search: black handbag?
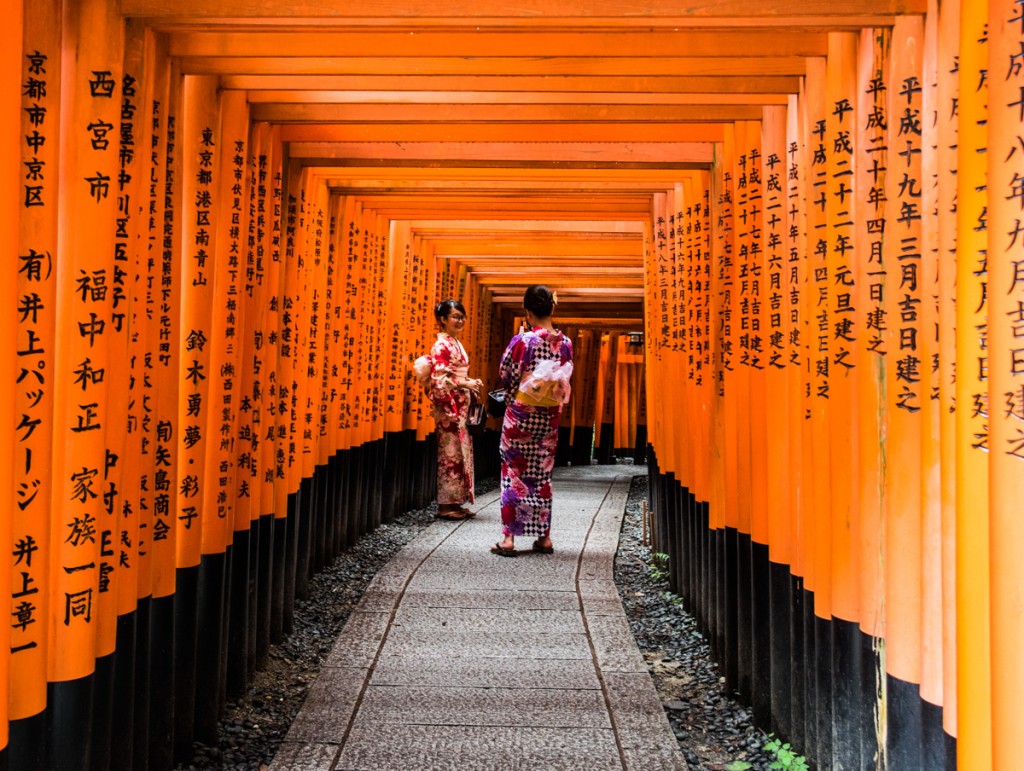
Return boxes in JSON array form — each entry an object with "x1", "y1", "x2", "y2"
[
  {"x1": 486, "y1": 388, "x2": 507, "y2": 419},
  {"x1": 466, "y1": 396, "x2": 487, "y2": 435}
]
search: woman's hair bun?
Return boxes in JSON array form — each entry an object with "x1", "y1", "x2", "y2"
[{"x1": 523, "y1": 285, "x2": 555, "y2": 318}]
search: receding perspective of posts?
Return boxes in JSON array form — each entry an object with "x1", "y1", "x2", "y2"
[{"x1": 1, "y1": 1, "x2": 1022, "y2": 770}]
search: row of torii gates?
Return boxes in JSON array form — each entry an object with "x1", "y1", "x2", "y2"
[{"x1": 0, "y1": 0, "x2": 1021, "y2": 769}]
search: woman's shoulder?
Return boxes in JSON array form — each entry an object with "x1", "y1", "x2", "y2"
[{"x1": 430, "y1": 333, "x2": 455, "y2": 355}]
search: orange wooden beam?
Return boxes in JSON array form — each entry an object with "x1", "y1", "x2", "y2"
[{"x1": 168, "y1": 29, "x2": 829, "y2": 58}]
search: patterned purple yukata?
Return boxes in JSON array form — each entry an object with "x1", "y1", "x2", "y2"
[
  {"x1": 428, "y1": 333, "x2": 475, "y2": 506},
  {"x1": 498, "y1": 327, "x2": 573, "y2": 537}
]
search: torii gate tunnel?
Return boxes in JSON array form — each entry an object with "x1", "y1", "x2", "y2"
[{"x1": 0, "y1": 0, "x2": 1021, "y2": 769}]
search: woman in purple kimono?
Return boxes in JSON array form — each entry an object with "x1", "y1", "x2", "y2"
[
  {"x1": 426, "y1": 299, "x2": 483, "y2": 520},
  {"x1": 491, "y1": 285, "x2": 573, "y2": 557}
]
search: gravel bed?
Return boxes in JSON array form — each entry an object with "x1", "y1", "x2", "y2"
[
  {"x1": 176, "y1": 472, "x2": 779, "y2": 770},
  {"x1": 615, "y1": 474, "x2": 778, "y2": 771}
]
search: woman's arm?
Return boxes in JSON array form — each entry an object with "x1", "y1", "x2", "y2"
[{"x1": 498, "y1": 333, "x2": 526, "y2": 400}]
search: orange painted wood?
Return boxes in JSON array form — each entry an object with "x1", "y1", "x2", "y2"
[
  {"x1": 825, "y1": 31, "x2": 859, "y2": 626},
  {"x1": 151, "y1": 49, "x2": 182, "y2": 598},
  {"x1": 182, "y1": 56, "x2": 811, "y2": 78},
  {"x1": 785, "y1": 92, "x2": 808, "y2": 580},
  {"x1": 168, "y1": 29, "x2": 830, "y2": 59},
  {"x1": 121, "y1": 0, "x2": 928, "y2": 20},
  {"x1": 853, "y1": 26, "x2": 886, "y2": 641},
  {"x1": 918, "y1": 0, "x2": 943, "y2": 711},
  {"x1": 0, "y1": 0, "x2": 22, "y2": 743},
  {"x1": 48, "y1": 0, "x2": 123, "y2": 682},
  {"x1": 176, "y1": 74, "x2": 221, "y2": 567},
  {"x1": 232, "y1": 120, "x2": 269, "y2": 527},
  {"x1": 802, "y1": 54, "x2": 829, "y2": 613},
  {"x1": 282, "y1": 124, "x2": 724, "y2": 143},
  {"x1": 883, "y1": 13, "x2": 926, "y2": 688},
  {"x1": 253, "y1": 104, "x2": 768, "y2": 124},
  {"x1": 223, "y1": 74, "x2": 804, "y2": 95},
  {"x1": 955, "y1": 2, "x2": 992, "y2": 766},
  {"x1": 114, "y1": 17, "x2": 149, "y2": 620},
  {"x1": 986, "y1": 2, "x2": 1024, "y2": 764},
  {"x1": 201, "y1": 89, "x2": 250, "y2": 553},
  {"x1": 246, "y1": 90, "x2": 791, "y2": 106},
  {"x1": 730, "y1": 120, "x2": 754, "y2": 541},
  {"x1": 761, "y1": 105, "x2": 792, "y2": 565},
  {"x1": 741, "y1": 119, "x2": 768, "y2": 549},
  {"x1": 720, "y1": 123, "x2": 741, "y2": 533},
  {"x1": 707, "y1": 130, "x2": 729, "y2": 533},
  {"x1": 935, "y1": 0, "x2": 959, "y2": 735},
  {"x1": 10, "y1": 0, "x2": 58, "y2": 720}
]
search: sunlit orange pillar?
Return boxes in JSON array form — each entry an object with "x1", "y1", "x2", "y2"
[
  {"x1": 825, "y1": 32, "x2": 860, "y2": 639},
  {"x1": 49, "y1": 0, "x2": 123, "y2": 711},
  {"x1": 986, "y1": 3, "x2": 1024, "y2": 766},
  {"x1": 918, "y1": 0, "x2": 945, "y2": 726},
  {"x1": 854, "y1": 24, "x2": 888, "y2": 656},
  {"x1": 2, "y1": 0, "x2": 26, "y2": 749},
  {"x1": 177, "y1": 74, "x2": 220, "y2": 572},
  {"x1": 935, "y1": 0, "x2": 960, "y2": 739},
  {"x1": 803, "y1": 55, "x2": 832, "y2": 634},
  {"x1": 11, "y1": 0, "x2": 59, "y2": 726},
  {"x1": 955, "y1": 2, "x2": 992, "y2": 767},
  {"x1": 785, "y1": 92, "x2": 808, "y2": 594},
  {"x1": 884, "y1": 16, "x2": 925, "y2": 750}
]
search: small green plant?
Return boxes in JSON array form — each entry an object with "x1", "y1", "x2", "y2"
[
  {"x1": 763, "y1": 735, "x2": 809, "y2": 771},
  {"x1": 661, "y1": 590, "x2": 683, "y2": 606},
  {"x1": 649, "y1": 551, "x2": 670, "y2": 581},
  {"x1": 724, "y1": 761, "x2": 753, "y2": 771}
]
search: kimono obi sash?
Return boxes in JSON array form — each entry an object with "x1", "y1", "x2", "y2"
[
  {"x1": 515, "y1": 358, "x2": 573, "y2": 407},
  {"x1": 515, "y1": 390, "x2": 561, "y2": 407}
]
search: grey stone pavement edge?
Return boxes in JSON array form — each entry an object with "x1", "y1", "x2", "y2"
[{"x1": 270, "y1": 464, "x2": 687, "y2": 771}]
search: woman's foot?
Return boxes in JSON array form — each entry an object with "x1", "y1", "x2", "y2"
[
  {"x1": 532, "y1": 537, "x2": 553, "y2": 554},
  {"x1": 490, "y1": 535, "x2": 515, "y2": 557},
  {"x1": 435, "y1": 505, "x2": 467, "y2": 520}
]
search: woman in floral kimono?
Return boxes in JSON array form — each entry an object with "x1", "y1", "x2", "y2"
[
  {"x1": 427, "y1": 299, "x2": 483, "y2": 520},
  {"x1": 491, "y1": 285, "x2": 573, "y2": 556}
]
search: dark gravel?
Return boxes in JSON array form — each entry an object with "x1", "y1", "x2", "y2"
[
  {"x1": 176, "y1": 471, "x2": 779, "y2": 771},
  {"x1": 615, "y1": 474, "x2": 777, "y2": 771}
]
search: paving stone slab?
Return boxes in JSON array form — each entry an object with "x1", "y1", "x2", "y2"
[
  {"x1": 380, "y1": 627, "x2": 593, "y2": 660},
  {"x1": 353, "y1": 584, "x2": 404, "y2": 613},
  {"x1": 322, "y1": 611, "x2": 391, "y2": 668},
  {"x1": 586, "y1": 614, "x2": 649, "y2": 674},
  {"x1": 360, "y1": 571, "x2": 409, "y2": 595},
  {"x1": 398, "y1": 586, "x2": 579, "y2": 612},
  {"x1": 283, "y1": 667, "x2": 367, "y2": 742},
  {"x1": 352, "y1": 684, "x2": 611, "y2": 729},
  {"x1": 577, "y1": 578, "x2": 622, "y2": 601},
  {"x1": 622, "y1": 748, "x2": 690, "y2": 770},
  {"x1": 581, "y1": 594, "x2": 627, "y2": 617},
  {"x1": 412, "y1": 556, "x2": 579, "y2": 578},
  {"x1": 336, "y1": 724, "x2": 623, "y2": 771},
  {"x1": 579, "y1": 553, "x2": 617, "y2": 581},
  {"x1": 602, "y1": 673, "x2": 685, "y2": 753},
  {"x1": 392, "y1": 606, "x2": 585, "y2": 634},
  {"x1": 368, "y1": 654, "x2": 601, "y2": 690},
  {"x1": 407, "y1": 570, "x2": 577, "y2": 593},
  {"x1": 270, "y1": 741, "x2": 340, "y2": 771}
]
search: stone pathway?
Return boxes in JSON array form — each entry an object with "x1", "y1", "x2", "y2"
[{"x1": 270, "y1": 465, "x2": 686, "y2": 770}]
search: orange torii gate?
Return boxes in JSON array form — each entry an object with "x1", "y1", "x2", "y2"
[{"x1": 3, "y1": 1, "x2": 1024, "y2": 770}]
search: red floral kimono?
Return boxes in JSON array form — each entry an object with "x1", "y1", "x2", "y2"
[{"x1": 428, "y1": 333, "x2": 475, "y2": 506}]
